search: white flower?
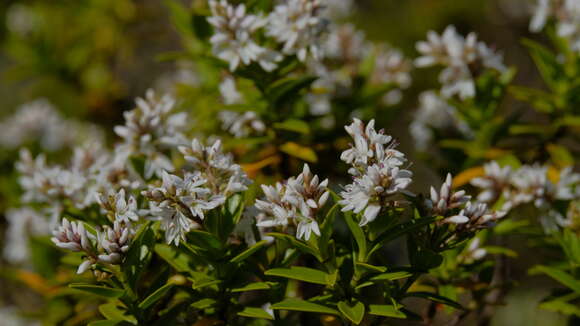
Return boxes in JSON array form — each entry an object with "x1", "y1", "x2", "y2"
[
  {"x1": 471, "y1": 161, "x2": 512, "y2": 203},
  {"x1": 340, "y1": 163, "x2": 412, "y2": 226},
  {"x1": 219, "y1": 76, "x2": 243, "y2": 105},
  {"x1": 267, "y1": 0, "x2": 326, "y2": 62},
  {"x1": 219, "y1": 110, "x2": 266, "y2": 138},
  {"x1": 508, "y1": 165, "x2": 552, "y2": 208},
  {"x1": 3, "y1": 208, "x2": 50, "y2": 264},
  {"x1": 371, "y1": 44, "x2": 412, "y2": 90},
  {"x1": 447, "y1": 202, "x2": 506, "y2": 230},
  {"x1": 530, "y1": 0, "x2": 551, "y2": 32},
  {"x1": 255, "y1": 164, "x2": 328, "y2": 240},
  {"x1": 96, "y1": 189, "x2": 140, "y2": 223},
  {"x1": 208, "y1": 0, "x2": 282, "y2": 71}
]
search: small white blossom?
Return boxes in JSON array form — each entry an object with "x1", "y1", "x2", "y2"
[
  {"x1": 96, "y1": 189, "x2": 140, "y2": 223},
  {"x1": 219, "y1": 110, "x2": 266, "y2": 138},
  {"x1": 208, "y1": 0, "x2": 282, "y2": 71},
  {"x1": 3, "y1": 208, "x2": 50, "y2": 264},
  {"x1": 267, "y1": 0, "x2": 326, "y2": 62},
  {"x1": 530, "y1": 0, "x2": 580, "y2": 52},
  {"x1": 471, "y1": 161, "x2": 512, "y2": 203},
  {"x1": 219, "y1": 76, "x2": 243, "y2": 105},
  {"x1": 447, "y1": 202, "x2": 506, "y2": 230}
]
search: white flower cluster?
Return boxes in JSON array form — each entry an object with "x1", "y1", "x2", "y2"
[
  {"x1": 208, "y1": 0, "x2": 328, "y2": 72},
  {"x1": 208, "y1": 0, "x2": 282, "y2": 72},
  {"x1": 142, "y1": 138, "x2": 251, "y2": 245},
  {"x1": 415, "y1": 25, "x2": 506, "y2": 99},
  {"x1": 255, "y1": 164, "x2": 329, "y2": 241},
  {"x1": 409, "y1": 91, "x2": 473, "y2": 151},
  {"x1": 338, "y1": 119, "x2": 413, "y2": 226},
  {"x1": 114, "y1": 89, "x2": 187, "y2": 179},
  {"x1": 472, "y1": 161, "x2": 580, "y2": 230},
  {"x1": 306, "y1": 24, "x2": 412, "y2": 115},
  {"x1": 0, "y1": 99, "x2": 103, "y2": 151},
  {"x1": 530, "y1": 0, "x2": 580, "y2": 52}
]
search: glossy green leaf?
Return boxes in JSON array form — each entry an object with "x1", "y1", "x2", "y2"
[
  {"x1": 273, "y1": 119, "x2": 310, "y2": 134},
  {"x1": 337, "y1": 301, "x2": 365, "y2": 325},
  {"x1": 232, "y1": 282, "x2": 274, "y2": 293},
  {"x1": 237, "y1": 307, "x2": 275, "y2": 320},
  {"x1": 230, "y1": 240, "x2": 269, "y2": 264},
  {"x1": 368, "y1": 304, "x2": 406, "y2": 319},
  {"x1": 138, "y1": 283, "x2": 175, "y2": 310},
  {"x1": 265, "y1": 266, "x2": 332, "y2": 285},
  {"x1": 267, "y1": 232, "x2": 321, "y2": 261},
  {"x1": 191, "y1": 298, "x2": 217, "y2": 310},
  {"x1": 370, "y1": 271, "x2": 413, "y2": 282},
  {"x1": 98, "y1": 303, "x2": 137, "y2": 325},
  {"x1": 279, "y1": 142, "x2": 318, "y2": 163},
  {"x1": 69, "y1": 284, "x2": 125, "y2": 298},
  {"x1": 271, "y1": 298, "x2": 339, "y2": 315},
  {"x1": 529, "y1": 265, "x2": 580, "y2": 293},
  {"x1": 343, "y1": 212, "x2": 367, "y2": 262},
  {"x1": 406, "y1": 292, "x2": 464, "y2": 310},
  {"x1": 154, "y1": 244, "x2": 194, "y2": 273}
]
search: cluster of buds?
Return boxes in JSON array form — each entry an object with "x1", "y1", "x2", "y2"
[
  {"x1": 52, "y1": 217, "x2": 135, "y2": 274},
  {"x1": 255, "y1": 164, "x2": 329, "y2": 241},
  {"x1": 428, "y1": 173, "x2": 471, "y2": 217}
]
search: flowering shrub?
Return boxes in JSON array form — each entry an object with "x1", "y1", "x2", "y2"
[{"x1": 0, "y1": 0, "x2": 579, "y2": 325}]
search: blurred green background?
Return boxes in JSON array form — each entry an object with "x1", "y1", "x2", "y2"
[{"x1": 0, "y1": 1, "x2": 569, "y2": 325}]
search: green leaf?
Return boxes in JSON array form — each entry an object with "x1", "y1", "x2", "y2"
[
  {"x1": 355, "y1": 262, "x2": 387, "y2": 274},
  {"x1": 368, "y1": 304, "x2": 406, "y2": 319},
  {"x1": 265, "y1": 266, "x2": 333, "y2": 285},
  {"x1": 271, "y1": 298, "x2": 339, "y2": 316},
  {"x1": 406, "y1": 292, "x2": 464, "y2": 310},
  {"x1": 88, "y1": 321, "x2": 123, "y2": 326},
  {"x1": 411, "y1": 250, "x2": 443, "y2": 270},
  {"x1": 237, "y1": 307, "x2": 275, "y2": 320},
  {"x1": 99, "y1": 303, "x2": 138, "y2": 325},
  {"x1": 69, "y1": 284, "x2": 125, "y2": 298},
  {"x1": 138, "y1": 283, "x2": 175, "y2": 310},
  {"x1": 529, "y1": 265, "x2": 580, "y2": 293},
  {"x1": 123, "y1": 223, "x2": 154, "y2": 290},
  {"x1": 370, "y1": 271, "x2": 413, "y2": 282},
  {"x1": 539, "y1": 298, "x2": 580, "y2": 317},
  {"x1": 267, "y1": 232, "x2": 321, "y2": 261},
  {"x1": 338, "y1": 301, "x2": 365, "y2": 325},
  {"x1": 273, "y1": 119, "x2": 310, "y2": 134},
  {"x1": 154, "y1": 244, "x2": 194, "y2": 274},
  {"x1": 343, "y1": 212, "x2": 367, "y2": 262},
  {"x1": 232, "y1": 282, "x2": 275, "y2": 293},
  {"x1": 266, "y1": 76, "x2": 318, "y2": 106},
  {"x1": 369, "y1": 217, "x2": 437, "y2": 258},
  {"x1": 230, "y1": 240, "x2": 269, "y2": 264},
  {"x1": 191, "y1": 298, "x2": 217, "y2": 310},
  {"x1": 521, "y1": 38, "x2": 563, "y2": 91},
  {"x1": 279, "y1": 142, "x2": 318, "y2": 163}
]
